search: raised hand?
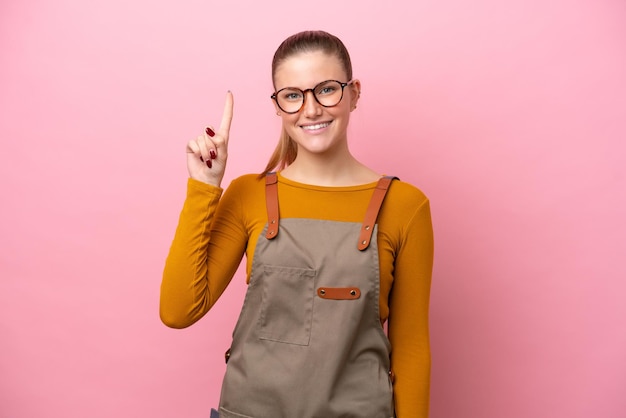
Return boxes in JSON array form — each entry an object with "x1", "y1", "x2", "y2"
[{"x1": 186, "y1": 91, "x2": 234, "y2": 187}]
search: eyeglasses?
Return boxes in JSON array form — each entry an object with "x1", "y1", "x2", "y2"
[{"x1": 271, "y1": 80, "x2": 353, "y2": 114}]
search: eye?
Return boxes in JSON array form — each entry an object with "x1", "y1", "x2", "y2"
[
  {"x1": 316, "y1": 85, "x2": 337, "y2": 96},
  {"x1": 279, "y1": 89, "x2": 303, "y2": 102}
]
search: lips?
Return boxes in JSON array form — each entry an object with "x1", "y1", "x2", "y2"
[{"x1": 301, "y1": 121, "x2": 331, "y2": 131}]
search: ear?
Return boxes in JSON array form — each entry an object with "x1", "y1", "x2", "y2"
[
  {"x1": 272, "y1": 97, "x2": 282, "y2": 116},
  {"x1": 349, "y1": 79, "x2": 361, "y2": 111}
]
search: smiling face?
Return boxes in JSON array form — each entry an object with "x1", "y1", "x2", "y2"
[{"x1": 272, "y1": 50, "x2": 361, "y2": 159}]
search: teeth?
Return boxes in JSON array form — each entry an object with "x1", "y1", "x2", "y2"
[{"x1": 302, "y1": 122, "x2": 330, "y2": 130}]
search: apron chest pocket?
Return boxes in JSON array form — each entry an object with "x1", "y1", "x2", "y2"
[{"x1": 257, "y1": 265, "x2": 316, "y2": 346}]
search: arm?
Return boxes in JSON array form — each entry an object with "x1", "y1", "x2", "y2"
[
  {"x1": 160, "y1": 92, "x2": 242, "y2": 328},
  {"x1": 389, "y1": 199, "x2": 434, "y2": 417},
  {"x1": 159, "y1": 178, "x2": 247, "y2": 328}
]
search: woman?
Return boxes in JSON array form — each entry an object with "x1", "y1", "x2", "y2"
[{"x1": 160, "y1": 30, "x2": 433, "y2": 418}]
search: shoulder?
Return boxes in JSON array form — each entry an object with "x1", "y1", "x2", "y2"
[
  {"x1": 379, "y1": 179, "x2": 433, "y2": 244},
  {"x1": 220, "y1": 174, "x2": 267, "y2": 210},
  {"x1": 217, "y1": 174, "x2": 267, "y2": 226},
  {"x1": 376, "y1": 179, "x2": 430, "y2": 232},
  {"x1": 225, "y1": 173, "x2": 265, "y2": 192},
  {"x1": 386, "y1": 178, "x2": 430, "y2": 211}
]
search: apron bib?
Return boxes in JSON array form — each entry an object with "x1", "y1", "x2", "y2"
[{"x1": 218, "y1": 174, "x2": 396, "y2": 418}]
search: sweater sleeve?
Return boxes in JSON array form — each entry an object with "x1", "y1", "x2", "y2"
[
  {"x1": 389, "y1": 199, "x2": 434, "y2": 417},
  {"x1": 160, "y1": 178, "x2": 247, "y2": 328}
]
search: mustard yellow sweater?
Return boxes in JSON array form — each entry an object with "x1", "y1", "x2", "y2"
[{"x1": 161, "y1": 172, "x2": 434, "y2": 417}]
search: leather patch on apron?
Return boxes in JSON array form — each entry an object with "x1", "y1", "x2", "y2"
[{"x1": 317, "y1": 287, "x2": 361, "y2": 300}]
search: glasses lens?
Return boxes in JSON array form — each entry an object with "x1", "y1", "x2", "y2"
[
  {"x1": 276, "y1": 88, "x2": 304, "y2": 113},
  {"x1": 314, "y1": 81, "x2": 343, "y2": 107}
]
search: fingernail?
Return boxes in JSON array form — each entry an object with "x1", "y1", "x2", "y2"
[
  {"x1": 206, "y1": 127, "x2": 215, "y2": 137},
  {"x1": 210, "y1": 150, "x2": 216, "y2": 160},
  {"x1": 206, "y1": 159, "x2": 212, "y2": 168}
]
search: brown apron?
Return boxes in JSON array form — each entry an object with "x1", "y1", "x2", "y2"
[{"x1": 218, "y1": 174, "x2": 396, "y2": 418}]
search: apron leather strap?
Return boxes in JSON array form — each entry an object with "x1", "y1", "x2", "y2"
[
  {"x1": 265, "y1": 173, "x2": 397, "y2": 247},
  {"x1": 358, "y1": 176, "x2": 398, "y2": 251},
  {"x1": 265, "y1": 172, "x2": 279, "y2": 239}
]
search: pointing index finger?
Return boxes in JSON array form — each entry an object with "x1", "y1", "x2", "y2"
[{"x1": 218, "y1": 91, "x2": 234, "y2": 141}]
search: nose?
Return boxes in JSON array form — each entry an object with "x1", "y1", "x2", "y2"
[{"x1": 301, "y1": 90, "x2": 322, "y2": 117}]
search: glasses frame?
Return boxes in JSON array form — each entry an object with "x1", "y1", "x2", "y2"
[{"x1": 271, "y1": 79, "x2": 353, "y2": 114}]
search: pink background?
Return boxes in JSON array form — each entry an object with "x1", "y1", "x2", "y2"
[{"x1": 1, "y1": 0, "x2": 624, "y2": 417}]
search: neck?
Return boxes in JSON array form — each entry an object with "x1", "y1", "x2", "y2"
[{"x1": 281, "y1": 147, "x2": 380, "y2": 187}]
